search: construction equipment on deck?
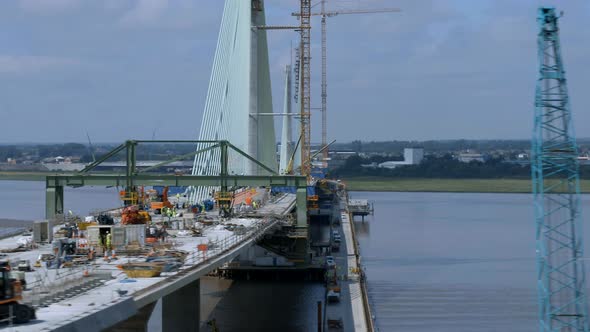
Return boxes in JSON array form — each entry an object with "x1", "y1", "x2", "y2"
[
  {"x1": 532, "y1": 7, "x2": 589, "y2": 331},
  {"x1": 121, "y1": 206, "x2": 151, "y2": 225},
  {"x1": 0, "y1": 262, "x2": 35, "y2": 324},
  {"x1": 119, "y1": 186, "x2": 146, "y2": 206},
  {"x1": 293, "y1": 2, "x2": 400, "y2": 168},
  {"x1": 150, "y1": 186, "x2": 173, "y2": 213},
  {"x1": 214, "y1": 191, "x2": 233, "y2": 216}
]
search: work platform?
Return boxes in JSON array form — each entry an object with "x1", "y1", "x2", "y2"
[{"x1": 348, "y1": 199, "x2": 374, "y2": 220}]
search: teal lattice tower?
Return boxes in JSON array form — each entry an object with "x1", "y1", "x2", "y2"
[{"x1": 532, "y1": 7, "x2": 589, "y2": 332}]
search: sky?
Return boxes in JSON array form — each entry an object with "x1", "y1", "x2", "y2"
[{"x1": 0, "y1": 0, "x2": 589, "y2": 143}]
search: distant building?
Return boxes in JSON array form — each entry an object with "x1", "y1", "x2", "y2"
[
  {"x1": 378, "y1": 148, "x2": 424, "y2": 169},
  {"x1": 458, "y1": 153, "x2": 484, "y2": 163},
  {"x1": 403, "y1": 148, "x2": 424, "y2": 164}
]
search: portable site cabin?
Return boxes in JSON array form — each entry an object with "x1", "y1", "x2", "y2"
[
  {"x1": 33, "y1": 220, "x2": 53, "y2": 243},
  {"x1": 87, "y1": 225, "x2": 125, "y2": 248},
  {"x1": 124, "y1": 224, "x2": 146, "y2": 246},
  {"x1": 87, "y1": 225, "x2": 147, "y2": 248}
]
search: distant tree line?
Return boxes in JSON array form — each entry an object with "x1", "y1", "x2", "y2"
[
  {"x1": 0, "y1": 143, "x2": 198, "y2": 163},
  {"x1": 331, "y1": 154, "x2": 590, "y2": 179},
  {"x1": 330, "y1": 139, "x2": 590, "y2": 154}
]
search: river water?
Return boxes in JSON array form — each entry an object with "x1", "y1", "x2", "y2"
[
  {"x1": 2, "y1": 182, "x2": 588, "y2": 331},
  {"x1": 353, "y1": 191, "x2": 590, "y2": 332}
]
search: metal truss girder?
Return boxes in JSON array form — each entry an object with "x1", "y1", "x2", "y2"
[{"x1": 42, "y1": 174, "x2": 306, "y2": 188}]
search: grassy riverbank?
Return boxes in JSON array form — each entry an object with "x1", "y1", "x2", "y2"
[{"x1": 342, "y1": 177, "x2": 590, "y2": 193}]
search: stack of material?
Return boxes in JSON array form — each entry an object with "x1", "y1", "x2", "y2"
[
  {"x1": 116, "y1": 244, "x2": 150, "y2": 256},
  {"x1": 119, "y1": 262, "x2": 163, "y2": 278},
  {"x1": 121, "y1": 206, "x2": 151, "y2": 225}
]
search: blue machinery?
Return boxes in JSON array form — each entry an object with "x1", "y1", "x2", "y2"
[{"x1": 532, "y1": 7, "x2": 589, "y2": 331}]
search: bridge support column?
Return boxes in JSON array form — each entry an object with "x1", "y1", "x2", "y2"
[
  {"x1": 106, "y1": 302, "x2": 156, "y2": 332},
  {"x1": 46, "y1": 185, "x2": 64, "y2": 219},
  {"x1": 162, "y1": 279, "x2": 200, "y2": 332},
  {"x1": 296, "y1": 187, "x2": 307, "y2": 228}
]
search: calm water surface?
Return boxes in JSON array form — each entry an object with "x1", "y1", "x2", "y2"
[
  {"x1": 0, "y1": 181, "x2": 121, "y2": 220},
  {"x1": 353, "y1": 191, "x2": 590, "y2": 332}
]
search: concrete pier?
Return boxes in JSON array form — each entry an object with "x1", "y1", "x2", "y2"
[
  {"x1": 162, "y1": 279, "x2": 200, "y2": 332},
  {"x1": 108, "y1": 303, "x2": 156, "y2": 332}
]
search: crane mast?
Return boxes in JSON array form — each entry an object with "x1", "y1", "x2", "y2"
[
  {"x1": 299, "y1": 0, "x2": 312, "y2": 177},
  {"x1": 321, "y1": 0, "x2": 327, "y2": 168},
  {"x1": 293, "y1": 4, "x2": 400, "y2": 170},
  {"x1": 532, "y1": 7, "x2": 589, "y2": 331}
]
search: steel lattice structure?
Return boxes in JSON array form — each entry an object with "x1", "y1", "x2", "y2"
[
  {"x1": 532, "y1": 7, "x2": 589, "y2": 332},
  {"x1": 299, "y1": 0, "x2": 312, "y2": 176}
]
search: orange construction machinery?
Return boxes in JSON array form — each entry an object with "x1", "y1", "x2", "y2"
[
  {"x1": 149, "y1": 186, "x2": 173, "y2": 213},
  {"x1": 119, "y1": 186, "x2": 147, "y2": 206},
  {"x1": 121, "y1": 205, "x2": 151, "y2": 225}
]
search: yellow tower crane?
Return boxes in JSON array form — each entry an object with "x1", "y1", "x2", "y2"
[{"x1": 293, "y1": 2, "x2": 400, "y2": 169}]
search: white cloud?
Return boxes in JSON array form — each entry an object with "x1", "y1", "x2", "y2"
[
  {"x1": 119, "y1": 0, "x2": 169, "y2": 27},
  {"x1": 0, "y1": 56, "x2": 80, "y2": 74},
  {"x1": 18, "y1": 0, "x2": 80, "y2": 14}
]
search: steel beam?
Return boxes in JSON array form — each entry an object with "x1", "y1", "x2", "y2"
[
  {"x1": 125, "y1": 140, "x2": 137, "y2": 193},
  {"x1": 0, "y1": 173, "x2": 304, "y2": 188},
  {"x1": 1, "y1": 172, "x2": 306, "y2": 189},
  {"x1": 45, "y1": 185, "x2": 63, "y2": 219},
  {"x1": 138, "y1": 143, "x2": 220, "y2": 174},
  {"x1": 296, "y1": 187, "x2": 307, "y2": 227},
  {"x1": 0, "y1": 172, "x2": 48, "y2": 181},
  {"x1": 220, "y1": 142, "x2": 229, "y2": 192}
]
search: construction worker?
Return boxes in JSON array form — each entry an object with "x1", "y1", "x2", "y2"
[
  {"x1": 160, "y1": 224, "x2": 168, "y2": 242},
  {"x1": 99, "y1": 233, "x2": 105, "y2": 254},
  {"x1": 167, "y1": 207, "x2": 174, "y2": 220},
  {"x1": 105, "y1": 231, "x2": 112, "y2": 252},
  {"x1": 88, "y1": 246, "x2": 95, "y2": 260}
]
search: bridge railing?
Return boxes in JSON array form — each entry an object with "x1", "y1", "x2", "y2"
[
  {"x1": 131, "y1": 218, "x2": 280, "y2": 301},
  {"x1": 181, "y1": 218, "x2": 278, "y2": 267}
]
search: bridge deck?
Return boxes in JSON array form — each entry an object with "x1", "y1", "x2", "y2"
[{"x1": 4, "y1": 194, "x2": 296, "y2": 331}]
